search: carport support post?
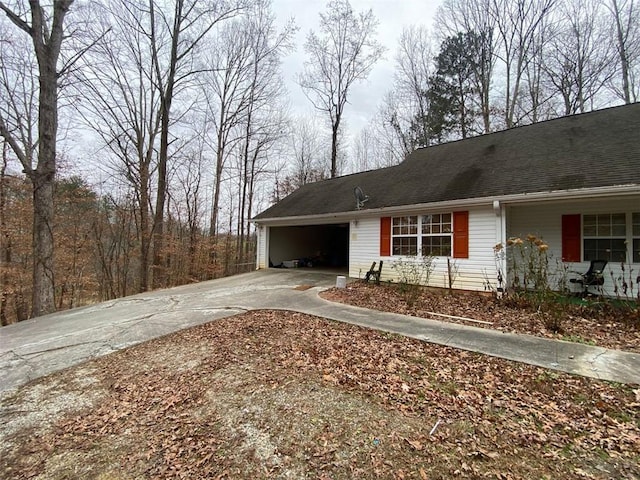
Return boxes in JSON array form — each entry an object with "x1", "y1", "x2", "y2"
[{"x1": 494, "y1": 200, "x2": 507, "y2": 292}]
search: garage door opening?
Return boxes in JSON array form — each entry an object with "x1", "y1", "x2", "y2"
[{"x1": 269, "y1": 223, "x2": 349, "y2": 270}]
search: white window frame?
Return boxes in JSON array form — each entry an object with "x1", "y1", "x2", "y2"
[
  {"x1": 633, "y1": 212, "x2": 640, "y2": 263},
  {"x1": 392, "y1": 216, "x2": 418, "y2": 256},
  {"x1": 582, "y1": 213, "x2": 627, "y2": 262},
  {"x1": 392, "y1": 213, "x2": 453, "y2": 257},
  {"x1": 421, "y1": 213, "x2": 453, "y2": 257}
]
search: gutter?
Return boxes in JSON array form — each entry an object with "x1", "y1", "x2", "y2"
[{"x1": 253, "y1": 184, "x2": 640, "y2": 226}]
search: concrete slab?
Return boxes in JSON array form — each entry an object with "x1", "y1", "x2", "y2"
[{"x1": 1, "y1": 269, "x2": 639, "y2": 393}]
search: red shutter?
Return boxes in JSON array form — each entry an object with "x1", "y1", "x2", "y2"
[
  {"x1": 561, "y1": 214, "x2": 581, "y2": 262},
  {"x1": 453, "y1": 211, "x2": 469, "y2": 259},
  {"x1": 380, "y1": 217, "x2": 391, "y2": 256}
]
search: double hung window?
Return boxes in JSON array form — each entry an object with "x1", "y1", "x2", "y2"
[
  {"x1": 392, "y1": 216, "x2": 418, "y2": 255},
  {"x1": 583, "y1": 213, "x2": 627, "y2": 262},
  {"x1": 421, "y1": 213, "x2": 452, "y2": 256},
  {"x1": 392, "y1": 213, "x2": 452, "y2": 257}
]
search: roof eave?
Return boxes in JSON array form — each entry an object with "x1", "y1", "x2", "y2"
[{"x1": 252, "y1": 184, "x2": 640, "y2": 226}]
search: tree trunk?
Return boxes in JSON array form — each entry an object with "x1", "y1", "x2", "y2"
[
  {"x1": 139, "y1": 164, "x2": 150, "y2": 292},
  {"x1": 152, "y1": 94, "x2": 170, "y2": 288},
  {"x1": 330, "y1": 121, "x2": 339, "y2": 178},
  {"x1": 245, "y1": 151, "x2": 257, "y2": 263},
  {"x1": 238, "y1": 160, "x2": 247, "y2": 269},
  {"x1": 29, "y1": 43, "x2": 59, "y2": 317},
  {"x1": 480, "y1": 47, "x2": 492, "y2": 133},
  {"x1": 0, "y1": 0, "x2": 74, "y2": 317},
  {"x1": 210, "y1": 106, "x2": 228, "y2": 240},
  {"x1": 0, "y1": 144, "x2": 10, "y2": 325},
  {"x1": 151, "y1": 0, "x2": 182, "y2": 289},
  {"x1": 611, "y1": 0, "x2": 632, "y2": 103},
  {"x1": 238, "y1": 97, "x2": 255, "y2": 269},
  {"x1": 210, "y1": 150, "x2": 224, "y2": 239},
  {"x1": 30, "y1": 170, "x2": 55, "y2": 316}
]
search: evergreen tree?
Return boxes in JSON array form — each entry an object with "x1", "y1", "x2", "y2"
[{"x1": 425, "y1": 31, "x2": 485, "y2": 143}]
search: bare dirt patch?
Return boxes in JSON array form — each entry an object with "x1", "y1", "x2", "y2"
[
  {"x1": 320, "y1": 282, "x2": 640, "y2": 352},
  {"x1": 1, "y1": 310, "x2": 639, "y2": 479}
]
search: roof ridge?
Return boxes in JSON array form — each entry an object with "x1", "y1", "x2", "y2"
[{"x1": 412, "y1": 102, "x2": 640, "y2": 153}]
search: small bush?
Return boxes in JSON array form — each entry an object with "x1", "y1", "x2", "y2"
[{"x1": 391, "y1": 256, "x2": 435, "y2": 306}]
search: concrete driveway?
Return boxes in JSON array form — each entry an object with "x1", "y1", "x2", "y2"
[{"x1": 1, "y1": 269, "x2": 639, "y2": 392}]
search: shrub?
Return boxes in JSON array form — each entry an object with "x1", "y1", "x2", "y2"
[{"x1": 391, "y1": 256, "x2": 435, "y2": 306}]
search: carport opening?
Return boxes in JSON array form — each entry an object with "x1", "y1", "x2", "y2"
[{"x1": 269, "y1": 223, "x2": 349, "y2": 270}]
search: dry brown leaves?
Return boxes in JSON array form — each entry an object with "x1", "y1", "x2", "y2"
[
  {"x1": 2, "y1": 310, "x2": 639, "y2": 479},
  {"x1": 320, "y1": 282, "x2": 640, "y2": 352}
]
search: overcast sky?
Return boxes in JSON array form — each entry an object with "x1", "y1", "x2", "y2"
[{"x1": 271, "y1": 0, "x2": 443, "y2": 139}]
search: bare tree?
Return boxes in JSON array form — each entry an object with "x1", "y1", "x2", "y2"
[
  {"x1": 271, "y1": 116, "x2": 329, "y2": 201},
  {"x1": 287, "y1": 116, "x2": 327, "y2": 185},
  {"x1": 148, "y1": 0, "x2": 246, "y2": 288},
  {"x1": 174, "y1": 148, "x2": 205, "y2": 279},
  {"x1": 607, "y1": 0, "x2": 640, "y2": 103},
  {"x1": 298, "y1": 0, "x2": 384, "y2": 178},
  {"x1": 393, "y1": 25, "x2": 434, "y2": 146},
  {"x1": 203, "y1": 16, "x2": 259, "y2": 239},
  {"x1": 233, "y1": 1, "x2": 293, "y2": 268},
  {"x1": 377, "y1": 90, "x2": 420, "y2": 160},
  {"x1": 543, "y1": 0, "x2": 616, "y2": 115},
  {"x1": 92, "y1": 191, "x2": 137, "y2": 300},
  {"x1": 75, "y1": 0, "x2": 163, "y2": 292},
  {"x1": 518, "y1": 5, "x2": 555, "y2": 123},
  {"x1": 0, "y1": 0, "x2": 73, "y2": 317},
  {"x1": 350, "y1": 124, "x2": 398, "y2": 173},
  {"x1": 491, "y1": 0, "x2": 556, "y2": 128},
  {"x1": 75, "y1": 0, "x2": 244, "y2": 290}
]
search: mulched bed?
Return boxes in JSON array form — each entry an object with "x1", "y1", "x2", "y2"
[{"x1": 320, "y1": 282, "x2": 640, "y2": 352}]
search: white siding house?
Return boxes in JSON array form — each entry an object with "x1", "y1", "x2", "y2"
[
  {"x1": 507, "y1": 195, "x2": 640, "y2": 296},
  {"x1": 347, "y1": 206, "x2": 500, "y2": 291},
  {"x1": 253, "y1": 104, "x2": 640, "y2": 295}
]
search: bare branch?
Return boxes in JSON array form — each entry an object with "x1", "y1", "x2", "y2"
[
  {"x1": 0, "y1": 115, "x2": 29, "y2": 171},
  {"x1": 0, "y1": 2, "x2": 32, "y2": 35},
  {"x1": 58, "y1": 26, "x2": 112, "y2": 78}
]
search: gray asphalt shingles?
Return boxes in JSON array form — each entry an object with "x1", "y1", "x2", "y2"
[{"x1": 255, "y1": 103, "x2": 640, "y2": 220}]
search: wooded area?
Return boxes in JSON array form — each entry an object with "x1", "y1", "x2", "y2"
[{"x1": 1, "y1": 0, "x2": 638, "y2": 324}]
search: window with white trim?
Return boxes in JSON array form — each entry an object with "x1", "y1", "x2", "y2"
[
  {"x1": 633, "y1": 212, "x2": 640, "y2": 263},
  {"x1": 583, "y1": 213, "x2": 626, "y2": 262},
  {"x1": 392, "y1": 213, "x2": 452, "y2": 257},
  {"x1": 421, "y1": 213, "x2": 452, "y2": 256},
  {"x1": 392, "y1": 216, "x2": 418, "y2": 255}
]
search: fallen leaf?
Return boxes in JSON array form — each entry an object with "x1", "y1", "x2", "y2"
[{"x1": 404, "y1": 438, "x2": 423, "y2": 451}]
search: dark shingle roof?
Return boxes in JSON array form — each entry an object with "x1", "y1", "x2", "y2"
[{"x1": 255, "y1": 103, "x2": 640, "y2": 220}]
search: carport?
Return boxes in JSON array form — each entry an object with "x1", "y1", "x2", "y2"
[{"x1": 267, "y1": 223, "x2": 349, "y2": 269}]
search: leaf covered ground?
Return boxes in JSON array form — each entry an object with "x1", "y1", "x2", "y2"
[
  {"x1": 1, "y1": 310, "x2": 639, "y2": 479},
  {"x1": 320, "y1": 282, "x2": 640, "y2": 352}
]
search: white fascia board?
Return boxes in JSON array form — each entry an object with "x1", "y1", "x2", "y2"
[
  {"x1": 252, "y1": 184, "x2": 640, "y2": 226},
  {"x1": 496, "y1": 184, "x2": 639, "y2": 205},
  {"x1": 253, "y1": 213, "x2": 355, "y2": 227}
]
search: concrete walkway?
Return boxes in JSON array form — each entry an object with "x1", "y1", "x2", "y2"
[{"x1": 1, "y1": 270, "x2": 639, "y2": 393}]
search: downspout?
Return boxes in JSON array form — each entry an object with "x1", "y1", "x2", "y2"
[
  {"x1": 263, "y1": 225, "x2": 269, "y2": 270},
  {"x1": 255, "y1": 223, "x2": 262, "y2": 270},
  {"x1": 493, "y1": 200, "x2": 507, "y2": 295}
]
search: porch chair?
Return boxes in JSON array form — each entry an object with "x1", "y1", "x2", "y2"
[{"x1": 569, "y1": 259, "x2": 608, "y2": 296}]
